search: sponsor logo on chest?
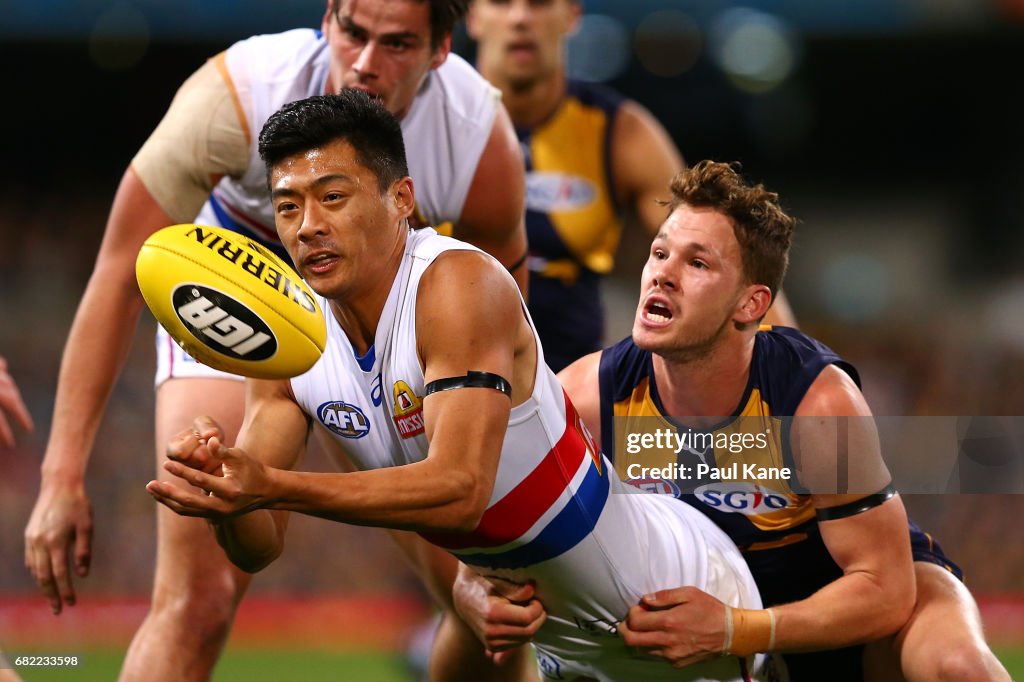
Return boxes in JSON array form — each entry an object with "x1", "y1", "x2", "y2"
[
  {"x1": 392, "y1": 380, "x2": 424, "y2": 439},
  {"x1": 525, "y1": 172, "x2": 597, "y2": 212},
  {"x1": 693, "y1": 482, "x2": 795, "y2": 515}
]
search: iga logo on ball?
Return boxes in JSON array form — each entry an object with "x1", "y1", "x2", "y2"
[
  {"x1": 173, "y1": 285, "x2": 277, "y2": 360},
  {"x1": 136, "y1": 224, "x2": 327, "y2": 379}
]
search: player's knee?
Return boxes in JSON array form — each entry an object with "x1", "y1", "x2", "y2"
[
  {"x1": 150, "y1": 574, "x2": 244, "y2": 635},
  {"x1": 157, "y1": 592, "x2": 239, "y2": 644},
  {"x1": 930, "y1": 642, "x2": 1009, "y2": 682}
]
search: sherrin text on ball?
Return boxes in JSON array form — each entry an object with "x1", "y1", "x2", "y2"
[{"x1": 135, "y1": 224, "x2": 326, "y2": 379}]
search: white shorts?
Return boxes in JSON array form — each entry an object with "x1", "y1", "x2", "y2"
[
  {"x1": 154, "y1": 325, "x2": 244, "y2": 388},
  {"x1": 475, "y1": 488, "x2": 771, "y2": 681}
]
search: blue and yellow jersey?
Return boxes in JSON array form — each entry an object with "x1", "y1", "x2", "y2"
[
  {"x1": 597, "y1": 328, "x2": 963, "y2": 680},
  {"x1": 598, "y1": 326, "x2": 859, "y2": 552},
  {"x1": 521, "y1": 81, "x2": 625, "y2": 371}
]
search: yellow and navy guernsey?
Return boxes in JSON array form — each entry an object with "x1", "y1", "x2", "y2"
[
  {"x1": 599, "y1": 326, "x2": 852, "y2": 554},
  {"x1": 522, "y1": 81, "x2": 625, "y2": 371},
  {"x1": 599, "y1": 327, "x2": 963, "y2": 681}
]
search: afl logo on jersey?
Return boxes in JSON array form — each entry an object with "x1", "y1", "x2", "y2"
[
  {"x1": 318, "y1": 401, "x2": 371, "y2": 439},
  {"x1": 694, "y1": 483, "x2": 793, "y2": 515},
  {"x1": 172, "y1": 285, "x2": 277, "y2": 360},
  {"x1": 626, "y1": 478, "x2": 681, "y2": 497},
  {"x1": 392, "y1": 380, "x2": 424, "y2": 439},
  {"x1": 526, "y1": 172, "x2": 597, "y2": 212}
]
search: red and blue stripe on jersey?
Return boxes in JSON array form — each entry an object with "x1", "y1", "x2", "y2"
[{"x1": 421, "y1": 392, "x2": 609, "y2": 570}]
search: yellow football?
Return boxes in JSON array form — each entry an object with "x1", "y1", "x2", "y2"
[{"x1": 135, "y1": 224, "x2": 326, "y2": 379}]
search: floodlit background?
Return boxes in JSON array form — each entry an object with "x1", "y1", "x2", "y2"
[{"x1": 1, "y1": 0, "x2": 1023, "y2": 679}]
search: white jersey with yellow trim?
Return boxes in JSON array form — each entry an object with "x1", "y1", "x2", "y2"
[
  {"x1": 154, "y1": 28, "x2": 499, "y2": 384},
  {"x1": 289, "y1": 228, "x2": 766, "y2": 681}
]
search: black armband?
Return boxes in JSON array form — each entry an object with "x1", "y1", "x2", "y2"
[
  {"x1": 424, "y1": 371, "x2": 512, "y2": 398},
  {"x1": 816, "y1": 483, "x2": 896, "y2": 521},
  {"x1": 506, "y1": 248, "x2": 530, "y2": 273}
]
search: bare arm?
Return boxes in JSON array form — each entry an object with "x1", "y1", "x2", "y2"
[
  {"x1": 611, "y1": 101, "x2": 684, "y2": 236},
  {"x1": 278, "y1": 251, "x2": 523, "y2": 529},
  {"x1": 149, "y1": 251, "x2": 529, "y2": 534},
  {"x1": 620, "y1": 365, "x2": 914, "y2": 664},
  {"x1": 39, "y1": 171, "x2": 171, "y2": 481},
  {"x1": 452, "y1": 104, "x2": 529, "y2": 295},
  {"x1": 26, "y1": 55, "x2": 248, "y2": 612},
  {"x1": 25, "y1": 169, "x2": 171, "y2": 614},
  {"x1": 774, "y1": 365, "x2": 914, "y2": 647}
]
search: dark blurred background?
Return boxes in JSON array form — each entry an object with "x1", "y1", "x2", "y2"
[{"x1": 1, "y1": 0, "x2": 1023, "y2": 649}]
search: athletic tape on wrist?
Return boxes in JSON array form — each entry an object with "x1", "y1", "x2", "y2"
[{"x1": 723, "y1": 607, "x2": 775, "y2": 656}]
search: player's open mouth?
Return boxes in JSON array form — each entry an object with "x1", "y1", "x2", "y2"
[
  {"x1": 303, "y1": 252, "x2": 338, "y2": 274},
  {"x1": 643, "y1": 301, "x2": 673, "y2": 324}
]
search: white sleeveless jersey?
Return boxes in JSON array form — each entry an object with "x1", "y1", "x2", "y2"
[
  {"x1": 290, "y1": 229, "x2": 766, "y2": 681},
  {"x1": 198, "y1": 28, "x2": 499, "y2": 255}
]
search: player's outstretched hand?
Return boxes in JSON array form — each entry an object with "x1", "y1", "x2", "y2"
[
  {"x1": 619, "y1": 586, "x2": 729, "y2": 668},
  {"x1": 147, "y1": 436, "x2": 270, "y2": 518},
  {"x1": 0, "y1": 355, "x2": 34, "y2": 448},
  {"x1": 452, "y1": 562, "x2": 547, "y2": 664}
]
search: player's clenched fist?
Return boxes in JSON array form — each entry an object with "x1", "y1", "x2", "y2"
[
  {"x1": 166, "y1": 416, "x2": 229, "y2": 475},
  {"x1": 452, "y1": 562, "x2": 547, "y2": 664}
]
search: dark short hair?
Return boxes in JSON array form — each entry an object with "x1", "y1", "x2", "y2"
[
  {"x1": 663, "y1": 160, "x2": 795, "y2": 298},
  {"x1": 258, "y1": 90, "x2": 409, "y2": 193},
  {"x1": 330, "y1": 0, "x2": 469, "y2": 50}
]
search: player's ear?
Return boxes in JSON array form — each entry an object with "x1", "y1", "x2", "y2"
[
  {"x1": 734, "y1": 284, "x2": 772, "y2": 325},
  {"x1": 392, "y1": 177, "x2": 415, "y2": 217}
]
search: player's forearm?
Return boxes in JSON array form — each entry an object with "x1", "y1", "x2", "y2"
[
  {"x1": 771, "y1": 568, "x2": 915, "y2": 651},
  {"x1": 389, "y1": 530, "x2": 461, "y2": 609},
  {"x1": 267, "y1": 460, "x2": 490, "y2": 533},
  {"x1": 213, "y1": 509, "x2": 287, "y2": 573},
  {"x1": 42, "y1": 270, "x2": 146, "y2": 482}
]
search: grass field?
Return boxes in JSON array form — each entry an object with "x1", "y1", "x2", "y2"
[
  {"x1": 9, "y1": 646, "x2": 1024, "y2": 681},
  {"x1": 5, "y1": 596, "x2": 1022, "y2": 680},
  {"x1": 996, "y1": 648, "x2": 1024, "y2": 679}
]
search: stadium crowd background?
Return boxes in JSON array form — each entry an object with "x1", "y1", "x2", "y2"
[{"x1": 1, "y1": 0, "x2": 1022, "y2": 665}]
